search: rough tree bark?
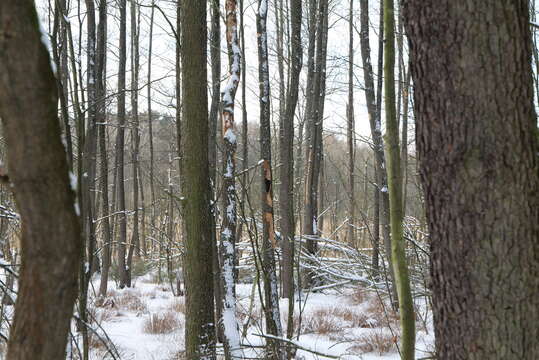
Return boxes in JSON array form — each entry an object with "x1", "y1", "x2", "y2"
[
  {"x1": 0, "y1": 2, "x2": 81, "y2": 359},
  {"x1": 404, "y1": 0, "x2": 539, "y2": 359},
  {"x1": 256, "y1": 1, "x2": 285, "y2": 358},
  {"x1": 181, "y1": 0, "x2": 216, "y2": 358}
]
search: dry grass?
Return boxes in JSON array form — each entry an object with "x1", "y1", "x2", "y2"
[
  {"x1": 349, "y1": 286, "x2": 369, "y2": 305},
  {"x1": 88, "y1": 331, "x2": 117, "y2": 353},
  {"x1": 168, "y1": 298, "x2": 186, "y2": 314},
  {"x1": 143, "y1": 312, "x2": 181, "y2": 334},
  {"x1": 299, "y1": 307, "x2": 343, "y2": 335},
  {"x1": 351, "y1": 329, "x2": 398, "y2": 355},
  {"x1": 113, "y1": 290, "x2": 148, "y2": 313},
  {"x1": 332, "y1": 308, "x2": 375, "y2": 328},
  {"x1": 364, "y1": 296, "x2": 399, "y2": 328}
]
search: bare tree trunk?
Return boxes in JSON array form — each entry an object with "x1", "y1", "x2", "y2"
[
  {"x1": 80, "y1": 1, "x2": 99, "y2": 356},
  {"x1": 208, "y1": 0, "x2": 223, "y2": 344},
  {"x1": 182, "y1": 0, "x2": 216, "y2": 358},
  {"x1": 279, "y1": 0, "x2": 302, "y2": 354},
  {"x1": 359, "y1": 0, "x2": 397, "y2": 304},
  {"x1": 346, "y1": 0, "x2": 356, "y2": 245},
  {"x1": 148, "y1": 1, "x2": 156, "y2": 258},
  {"x1": 236, "y1": 0, "x2": 249, "y2": 245},
  {"x1": 404, "y1": 0, "x2": 539, "y2": 358},
  {"x1": 256, "y1": 1, "x2": 284, "y2": 358},
  {"x1": 0, "y1": 3, "x2": 81, "y2": 359},
  {"x1": 116, "y1": 0, "x2": 129, "y2": 289},
  {"x1": 303, "y1": 0, "x2": 328, "y2": 288},
  {"x1": 383, "y1": 0, "x2": 415, "y2": 357},
  {"x1": 96, "y1": 0, "x2": 111, "y2": 298},
  {"x1": 220, "y1": 2, "x2": 243, "y2": 358},
  {"x1": 129, "y1": 0, "x2": 141, "y2": 265}
]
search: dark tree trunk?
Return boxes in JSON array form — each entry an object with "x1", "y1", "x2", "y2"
[
  {"x1": 359, "y1": 0, "x2": 397, "y2": 303},
  {"x1": 129, "y1": 0, "x2": 141, "y2": 262},
  {"x1": 279, "y1": 0, "x2": 302, "y2": 352},
  {"x1": 116, "y1": 0, "x2": 129, "y2": 289},
  {"x1": 0, "y1": 2, "x2": 81, "y2": 359},
  {"x1": 346, "y1": 0, "x2": 356, "y2": 245},
  {"x1": 148, "y1": 1, "x2": 155, "y2": 258},
  {"x1": 208, "y1": 0, "x2": 223, "y2": 344},
  {"x1": 257, "y1": 1, "x2": 285, "y2": 358},
  {"x1": 181, "y1": 0, "x2": 216, "y2": 358},
  {"x1": 96, "y1": 0, "x2": 111, "y2": 298},
  {"x1": 404, "y1": 0, "x2": 539, "y2": 358}
]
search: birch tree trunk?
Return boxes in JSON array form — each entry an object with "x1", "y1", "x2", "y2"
[
  {"x1": 219, "y1": 2, "x2": 243, "y2": 358},
  {"x1": 0, "y1": 2, "x2": 81, "y2": 359},
  {"x1": 404, "y1": 0, "x2": 539, "y2": 358}
]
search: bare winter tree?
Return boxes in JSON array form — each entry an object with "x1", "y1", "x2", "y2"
[
  {"x1": 256, "y1": 0, "x2": 285, "y2": 358},
  {"x1": 181, "y1": 0, "x2": 216, "y2": 358},
  {"x1": 0, "y1": 1, "x2": 81, "y2": 359},
  {"x1": 404, "y1": 0, "x2": 539, "y2": 358},
  {"x1": 279, "y1": 0, "x2": 302, "y2": 352},
  {"x1": 219, "y1": 0, "x2": 243, "y2": 358}
]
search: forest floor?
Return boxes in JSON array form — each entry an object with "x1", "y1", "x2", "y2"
[{"x1": 83, "y1": 274, "x2": 435, "y2": 360}]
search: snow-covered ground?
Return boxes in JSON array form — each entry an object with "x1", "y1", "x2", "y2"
[{"x1": 84, "y1": 276, "x2": 434, "y2": 360}]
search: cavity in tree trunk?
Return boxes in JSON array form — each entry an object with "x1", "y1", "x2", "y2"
[{"x1": 404, "y1": 0, "x2": 539, "y2": 358}]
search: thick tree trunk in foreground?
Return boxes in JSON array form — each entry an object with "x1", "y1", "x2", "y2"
[
  {"x1": 0, "y1": 2, "x2": 81, "y2": 359},
  {"x1": 404, "y1": 1, "x2": 539, "y2": 359},
  {"x1": 182, "y1": 0, "x2": 216, "y2": 358}
]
